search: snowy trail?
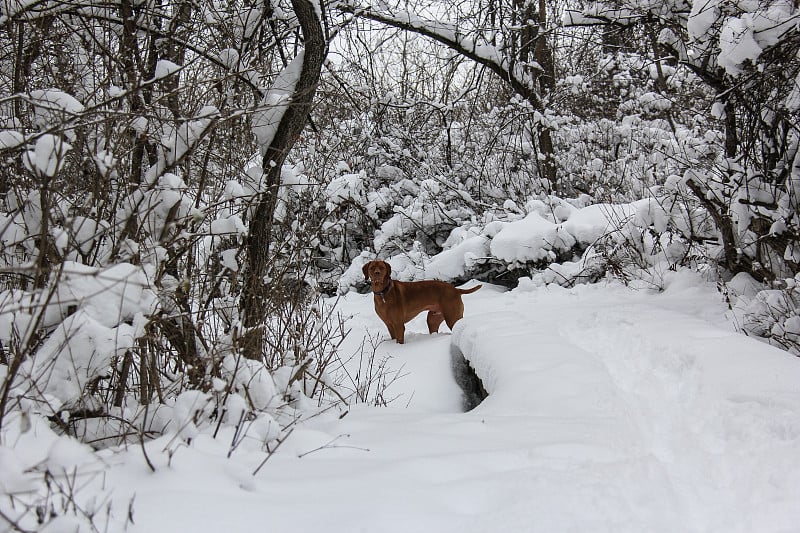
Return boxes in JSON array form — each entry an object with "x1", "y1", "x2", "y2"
[{"x1": 113, "y1": 275, "x2": 800, "y2": 533}]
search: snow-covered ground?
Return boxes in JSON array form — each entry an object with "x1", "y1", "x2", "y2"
[{"x1": 4, "y1": 272, "x2": 800, "y2": 532}]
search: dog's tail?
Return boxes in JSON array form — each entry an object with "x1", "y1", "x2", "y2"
[{"x1": 457, "y1": 284, "x2": 482, "y2": 295}]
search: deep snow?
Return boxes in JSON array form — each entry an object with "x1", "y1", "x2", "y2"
[{"x1": 7, "y1": 272, "x2": 796, "y2": 532}]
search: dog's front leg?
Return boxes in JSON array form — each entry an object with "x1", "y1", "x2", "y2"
[
  {"x1": 384, "y1": 321, "x2": 397, "y2": 340},
  {"x1": 396, "y1": 322, "x2": 406, "y2": 344}
]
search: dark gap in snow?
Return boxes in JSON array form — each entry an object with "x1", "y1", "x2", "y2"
[{"x1": 450, "y1": 344, "x2": 487, "y2": 411}]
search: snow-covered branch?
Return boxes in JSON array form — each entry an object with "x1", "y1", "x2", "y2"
[{"x1": 335, "y1": 1, "x2": 543, "y2": 109}]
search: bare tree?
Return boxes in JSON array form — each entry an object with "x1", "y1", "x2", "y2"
[{"x1": 240, "y1": 0, "x2": 327, "y2": 360}]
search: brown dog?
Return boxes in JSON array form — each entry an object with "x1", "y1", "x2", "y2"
[{"x1": 362, "y1": 260, "x2": 481, "y2": 344}]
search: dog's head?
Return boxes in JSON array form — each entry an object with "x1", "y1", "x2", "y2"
[{"x1": 362, "y1": 260, "x2": 391, "y2": 292}]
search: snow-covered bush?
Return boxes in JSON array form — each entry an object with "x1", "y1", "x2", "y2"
[
  {"x1": 726, "y1": 272, "x2": 800, "y2": 355},
  {"x1": 339, "y1": 189, "x2": 713, "y2": 293},
  {"x1": 0, "y1": 0, "x2": 367, "y2": 460},
  {"x1": 0, "y1": 411, "x2": 125, "y2": 532},
  {"x1": 564, "y1": 0, "x2": 800, "y2": 285}
]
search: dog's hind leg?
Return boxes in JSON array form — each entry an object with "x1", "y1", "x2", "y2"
[
  {"x1": 426, "y1": 310, "x2": 444, "y2": 334},
  {"x1": 443, "y1": 300, "x2": 465, "y2": 330}
]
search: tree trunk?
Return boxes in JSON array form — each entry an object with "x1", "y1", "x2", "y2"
[
  {"x1": 240, "y1": 0, "x2": 326, "y2": 361},
  {"x1": 533, "y1": 0, "x2": 555, "y2": 93},
  {"x1": 531, "y1": 0, "x2": 557, "y2": 187},
  {"x1": 724, "y1": 100, "x2": 738, "y2": 158}
]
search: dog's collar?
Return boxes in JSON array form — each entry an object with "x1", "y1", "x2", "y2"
[{"x1": 373, "y1": 279, "x2": 393, "y2": 303}]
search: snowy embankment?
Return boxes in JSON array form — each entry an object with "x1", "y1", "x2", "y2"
[
  {"x1": 6, "y1": 273, "x2": 794, "y2": 532},
  {"x1": 454, "y1": 279, "x2": 800, "y2": 532}
]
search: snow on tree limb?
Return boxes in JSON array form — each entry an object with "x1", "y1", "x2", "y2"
[
  {"x1": 336, "y1": 2, "x2": 542, "y2": 108},
  {"x1": 561, "y1": 7, "x2": 641, "y2": 27},
  {"x1": 252, "y1": 51, "x2": 306, "y2": 158},
  {"x1": 256, "y1": 0, "x2": 326, "y2": 171}
]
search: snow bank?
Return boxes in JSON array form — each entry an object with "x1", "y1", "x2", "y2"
[{"x1": 450, "y1": 276, "x2": 800, "y2": 531}]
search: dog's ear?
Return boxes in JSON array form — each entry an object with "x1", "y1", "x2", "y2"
[
  {"x1": 362, "y1": 261, "x2": 371, "y2": 281},
  {"x1": 382, "y1": 260, "x2": 391, "y2": 277}
]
